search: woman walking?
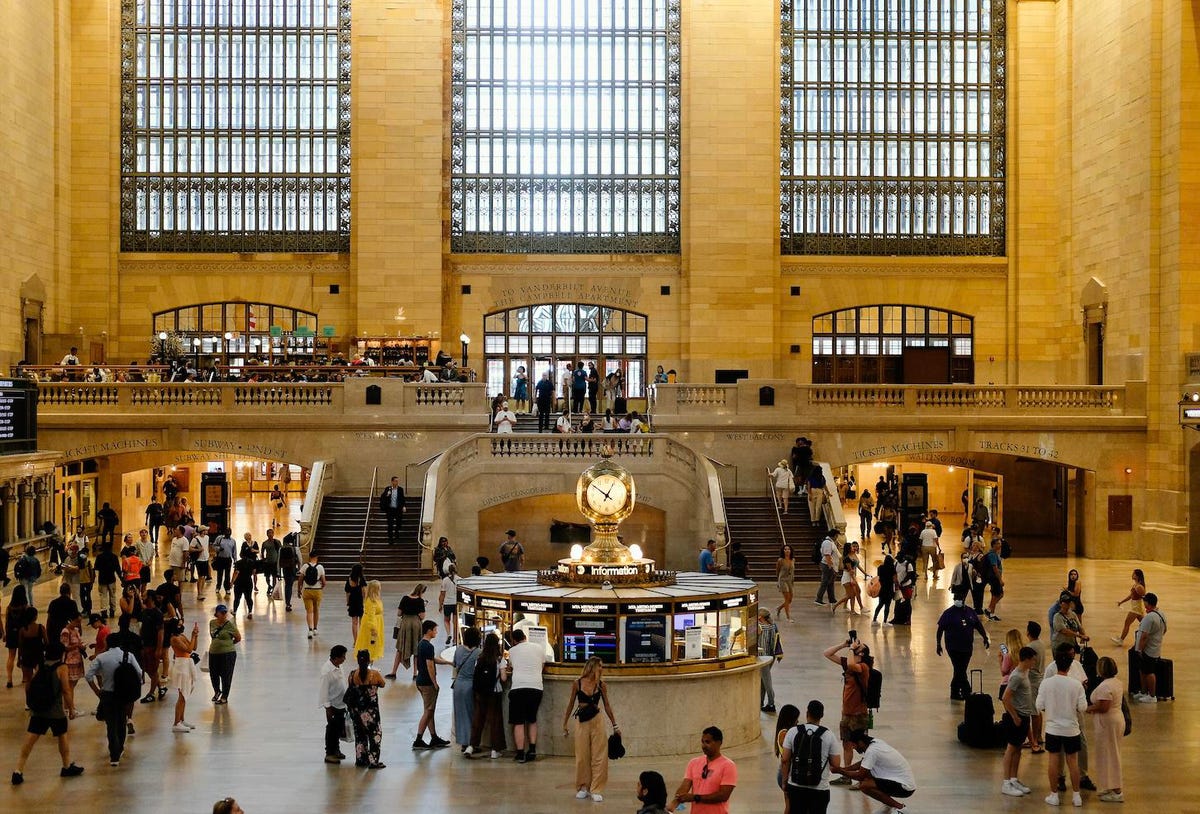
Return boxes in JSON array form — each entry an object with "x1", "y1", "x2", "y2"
[
  {"x1": 872, "y1": 553, "x2": 898, "y2": 625},
  {"x1": 757, "y1": 609, "x2": 781, "y2": 713},
  {"x1": 168, "y1": 618, "x2": 200, "y2": 732},
  {"x1": 771, "y1": 460, "x2": 795, "y2": 515},
  {"x1": 386, "y1": 583, "x2": 426, "y2": 679},
  {"x1": 439, "y1": 563, "x2": 459, "y2": 646},
  {"x1": 5, "y1": 586, "x2": 29, "y2": 688},
  {"x1": 832, "y1": 541, "x2": 869, "y2": 615},
  {"x1": 207, "y1": 604, "x2": 241, "y2": 704},
  {"x1": 561, "y1": 656, "x2": 618, "y2": 802},
  {"x1": 1086, "y1": 656, "x2": 1125, "y2": 803},
  {"x1": 465, "y1": 632, "x2": 507, "y2": 759},
  {"x1": 774, "y1": 545, "x2": 795, "y2": 622},
  {"x1": 857, "y1": 490, "x2": 875, "y2": 541},
  {"x1": 344, "y1": 564, "x2": 365, "y2": 641},
  {"x1": 59, "y1": 616, "x2": 86, "y2": 691},
  {"x1": 346, "y1": 649, "x2": 386, "y2": 768},
  {"x1": 1111, "y1": 569, "x2": 1146, "y2": 645},
  {"x1": 231, "y1": 551, "x2": 256, "y2": 619},
  {"x1": 997, "y1": 628, "x2": 1024, "y2": 699},
  {"x1": 452, "y1": 627, "x2": 481, "y2": 750},
  {"x1": 353, "y1": 581, "x2": 385, "y2": 665}
]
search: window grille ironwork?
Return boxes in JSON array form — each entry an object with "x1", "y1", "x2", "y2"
[
  {"x1": 811, "y1": 303, "x2": 974, "y2": 383},
  {"x1": 451, "y1": 0, "x2": 681, "y2": 254},
  {"x1": 120, "y1": 0, "x2": 351, "y2": 252},
  {"x1": 781, "y1": 0, "x2": 1005, "y2": 255}
]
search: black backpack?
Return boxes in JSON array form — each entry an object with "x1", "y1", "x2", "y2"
[
  {"x1": 858, "y1": 664, "x2": 884, "y2": 710},
  {"x1": 113, "y1": 649, "x2": 143, "y2": 704},
  {"x1": 811, "y1": 539, "x2": 823, "y2": 564},
  {"x1": 303, "y1": 564, "x2": 321, "y2": 586},
  {"x1": 788, "y1": 725, "x2": 828, "y2": 786},
  {"x1": 474, "y1": 655, "x2": 499, "y2": 690},
  {"x1": 14, "y1": 556, "x2": 31, "y2": 581},
  {"x1": 25, "y1": 661, "x2": 58, "y2": 713}
]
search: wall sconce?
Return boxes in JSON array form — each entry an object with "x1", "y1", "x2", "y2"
[{"x1": 459, "y1": 333, "x2": 470, "y2": 368}]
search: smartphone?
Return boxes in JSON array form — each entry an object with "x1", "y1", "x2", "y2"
[
  {"x1": 848, "y1": 629, "x2": 857, "y2": 643},
  {"x1": 1000, "y1": 644, "x2": 1009, "y2": 656}
]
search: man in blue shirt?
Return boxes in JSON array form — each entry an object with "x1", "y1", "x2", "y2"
[
  {"x1": 698, "y1": 539, "x2": 717, "y2": 574},
  {"x1": 535, "y1": 372, "x2": 556, "y2": 432},
  {"x1": 936, "y1": 588, "x2": 990, "y2": 700}
]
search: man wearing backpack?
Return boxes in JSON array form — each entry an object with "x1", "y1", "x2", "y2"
[
  {"x1": 301, "y1": 551, "x2": 327, "y2": 639},
  {"x1": 14, "y1": 545, "x2": 42, "y2": 611},
  {"x1": 12, "y1": 641, "x2": 85, "y2": 785},
  {"x1": 85, "y1": 632, "x2": 145, "y2": 767},
  {"x1": 779, "y1": 699, "x2": 841, "y2": 813}
]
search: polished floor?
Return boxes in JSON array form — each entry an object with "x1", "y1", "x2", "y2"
[{"x1": 4, "y1": 498, "x2": 1198, "y2": 813}]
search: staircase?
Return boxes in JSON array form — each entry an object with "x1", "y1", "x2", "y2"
[
  {"x1": 723, "y1": 496, "x2": 824, "y2": 584},
  {"x1": 312, "y1": 495, "x2": 426, "y2": 583}
]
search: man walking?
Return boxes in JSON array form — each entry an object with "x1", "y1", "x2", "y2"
[
  {"x1": 834, "y1": 730, "x2": 916, "y2": 813},
  {"x1": 96, "y1": 502, "x2": 120, "y2": 548},
  {"x1": 823, "y1": 637, "x2": 873, "y2": 781},
  {"x1": 11, "y1": 641, "x2": 85, "y2": 785},
  {"x1": 412, "y1": 620, "x2": 452, "y2": 749},
  {"x1": 936, "y1": 587, "x2": 990, "y2": 700},
  {"x1": 1133, "y1": 592, "x2": 1166, "y2": 702},
  {"x1": 668, "y1": 726, "x2": 737, "y2": 813},
  {"x1": 212, "y1": 527, "x2": 237, "y2": 597},
  {"x1": 301, "y1": 552, "x2": 326, "y2": 639},
  {"x1": 507, "y1": 627, "x2": 547, "y2": 762},
  {"x1": 1035, "y1": 647, "x2": 1088, "y2": 807},
  {"x1": 85, "y1": 632, "x2": 145, "y2": 767},
  {"x1": 319, "y1": 645, "x2": 349, "y2": 763},
  {"x1": 14, "y1": 545, "x2": 42, "y2": 611},
  {"x1": 814, "y1": 529, "x2": 838, "y2": 606},
  {"x1": 379, "y1": 476, "x2": 405, "y2": 544},
  {"x1": 779, "y1": 699, "x2": 841, "y2": 814},
  {"x1": 535, "y1": 371, "x2": 555, "y2": 432}
]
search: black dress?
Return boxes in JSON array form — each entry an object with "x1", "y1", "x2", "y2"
[{"x1": 345, "y1": 579, "x2": 365, "y2": 618}]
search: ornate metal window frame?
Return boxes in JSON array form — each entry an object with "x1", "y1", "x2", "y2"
[
  {"x1": 781, "y1": 0, "x2": 1006, "y2": 256},
  {"x1": 120, "y1": 0, "x2": 352, "y2": 253},
  {"x1": 811, "y1": 303, "x2": 975, "y2": 383},
  {"x1": 450, "y1": 0, "x2": 682, "y2": 254}
]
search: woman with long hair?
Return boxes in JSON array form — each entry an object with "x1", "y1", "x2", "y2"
[
  {"x1": 997, "y1": 628, "x2": 1024, "y2": 699},
  {"x1": 1085, "y1": 656, "x2": 1125, "y2": 803},
  {"x1": 168, "y1": 617, "x2": 200, "y2": 732},
  {"x1": 774, "y1": 545, "x2": 795, "y2": 622},
  {"x1": 773, "y1": 703, "x2": 802, "y2": 811},
  {"x1": 16, "y1": 607, "x2": 47, "y2": 686},
  {"x1": 353, "y1": 580, "x2": 385, "y2": 664},
  {"x1": 347, "y1": 649, "x2": 386, "y2": 768},
  {"x1": 872, "y1": 553, "x2": 898, "y2": 626},
  {"x1": 344, "y1": 564, "x2": 366, "y2": 640},
  {"x1": 1112, "y1": 569, "x2": 1146, "y2": 645},
  {"x1": 561, "y1": 656, "x2": 618, "y2": 802},
  {"x1": 5, "y1": 584, "x2": 29, "y2": 687},
  {"x1": 832, "y1": 541, "x2": 869, "y2": 614},
  {"x1": 466, "y1": 632, "x2": 507, "y2": 759},
  {"x1": 59, "y1": 616, "x2": 86, "y2": 690},
  {"x1": 452, "y1": 626, "x2": 482, "y2": 750},
  {"x1": 386, "y1": 583, "x2": 426, "y2": 680},
  {"x1": 1064, "y1": 568, "x2": 1084, "y2": 618}
]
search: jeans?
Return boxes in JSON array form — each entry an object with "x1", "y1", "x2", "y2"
[
  {"x1": 325, "y1": 706, "x2": 346, "y2": 757},
  {"x1": 815, "y1": 564, "x2": 837, "y2": 604},
  {"x1": 948, "y1": 648, "x2": 973, "y2": 699},
  {"x1": 213, "y1": 558, "x2": 232, "y2": 592},
  {"x1": 282, "y1": 568, "x2": 297, "y2": 606},
  {"x1": 859, "y1": 511, "x2": 872, "y2": 539},
  {"x1": 209, "y1": 651, "x2": 237, "y2": 699},
  {"x1": 20, "y1": 579, "x2": 37, "y2": 611},
  {"x1": 78, "y1": 583, "x2": 93, "y2": 615},
  {"x1": 100, "y1": 691, "x2": 129, "y2": 761},
  {"x1": 760, "y1": 658, "x2": 776, "y2": 707}
]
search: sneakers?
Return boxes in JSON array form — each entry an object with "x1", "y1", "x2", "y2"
[
  {"x1": 513, "y1": 750, "x2": 526, "y2": 762},
  {"x1": 1045, "y1": 792, "x2": 1061, "y2": 806},
  {"x1": 110, "y1": 759, "x2": 120, "y2": 767},
  {"x1": 1002, "y1": 780, "x2": 1025, "y2": 797},
  {"x1": 1080, "y1": 776, "x2": 1097, "y2": 792},
  {"x1": 1072, "y1": 792, "x2": 1083, "y2": 807},
  {"x1": 182, "y1": 721, "x2": 196, "y2": 729},
  {"x1": 140, "y1": 692, "x2": 156, "y2": 704},
  {"x1": 172, "y1": 723, "x2": 190, "y2": 733},
  {"x1": 591, "y1": 794, "x2": 604, "y2": 802},
  {"x1": 1134, "y1": 693, "x2": 1158, "y2": 704},
  {"x1": 526, "y1": 746, "x2": 537, "y2": 762},
  {"x1": 576, "y1": 790, "x2": 590, "y2": 800},
  {"x1": 1110, "y1": 636, "x2": 1124, "y2": 646},
  {"x1": 429, "y1": 737, "x2": 451, "y2": 748},
  {"x1": 307, "y1": 629, "x2": 314, "y2": 640},
  {"x1": 463, "y1": 746, "x2": 475, "y2": 757},
  {"x1": 1012, "y1": 779, "x2": 1032, "y2": 794},
  {"x1": 60, "y1": 763, "x2": 85, "y2": 778},
  {"x1": 761, "y1": 705, "x2": 777, "y2": 713},
  {"x1": 1098, "y1": 791, "x2": 1124, "y2": 803},
  {"x1": 814, "y1": 600, "x2": 827, "y2": 606},
  {"x1": 490, "y1": 750, "x2": 501, "y2": 760},
  {"x1": 412, "y1": 738, "x2": 430, "y2": 750}
]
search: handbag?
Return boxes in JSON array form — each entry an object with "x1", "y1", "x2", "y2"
[
  {"x1": 342, "y1": 682, "x2": 361, "y2": 709},
  {"x1": 607, "y1": 731, "x2": 626, "y2": 760},
  {"x1": 772, "y1": 634, "x2": 783, "y2": 658},
  {"x1": 1121, "y1": 695, "x2": 1132, "y2": 736},
  {"x1": 341, "y1": 716, "x2": 353, "y2": 742},
  {"x1": 865, "y1": 576, "x2": 881, "y2": 598}
]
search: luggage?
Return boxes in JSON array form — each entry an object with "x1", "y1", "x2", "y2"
[
  {"x1": 891, "y1": 597, "x2": 912, "y2": 625},
  {"x1": 1079, "y1": 645, "x2": 1099, "y2": 700},
  {"x1": 1127, "y1": 648, "x2": 1175, "y2": 700},
  {"x1": 959, "y1": 669, "x2": 998, "y2": 748},
  {"x1": 614, "y1": 397, "x2": 627, "y2": 415}
]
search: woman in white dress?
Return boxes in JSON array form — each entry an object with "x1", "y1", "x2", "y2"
[
  {"x1": 169, "y1": 618, "x2": 201, "y2": 733},
  {"x1": 770, "y1": 460, "x2": 795, "y2": 514}
]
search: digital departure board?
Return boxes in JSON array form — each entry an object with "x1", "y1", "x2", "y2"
[{"x1": 0, "y1": 379, "x2": 37, "y2": 455}]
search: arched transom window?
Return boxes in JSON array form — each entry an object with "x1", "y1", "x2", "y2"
[{"x1": 811, "y1": 304, "x2": 973, "y2": 384}]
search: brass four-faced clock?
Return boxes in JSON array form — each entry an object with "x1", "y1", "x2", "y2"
[{"x1": 577, "y1": 459, "x2": 636, "y2": 524}]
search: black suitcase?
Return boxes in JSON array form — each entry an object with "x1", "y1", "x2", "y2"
[
  {"x1": 960, "y1": 668, "x2": 997, "y2": 748},
  {"x1": 1127, "y1": 647, "x2": 1142, "y2": 694},
  {"x1": 1127, "y1": 648, "x2": 1174, "y2": 700},
  {"x1": 614, "y1": 396, "x2": 627, "y2": 415},
  {"x1": 891, "y1": 597, "x2": 912, "y2": 625}
]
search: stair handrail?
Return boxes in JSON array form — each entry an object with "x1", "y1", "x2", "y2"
[
  {"x1": 359, "y1": 466, "x2": 378, "y2": 564},
  {"x1": 815, "y1": 461, "x2": 848, "y2": 537},
  {"x1": 405, "y1": 451, "x2": 441, "y2": 495},
  {"x1": 297, "y1": 459, "x2": 334, "y2": 556},
  {"x1": 766, "y1": 467, "x2": 788, "y2": 554},
  {"x1": 704, "y1": 455, "x2": 738, "y2": 498}
]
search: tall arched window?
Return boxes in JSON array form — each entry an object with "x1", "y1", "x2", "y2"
[
  {"x1": 483, "y1": 304, "x2": 648, "y2": 399},
  {"x1": 120, "y1": 0, "x2": 352, "y2": 252},
  {"x1": 781, "y1": 0, "x2": 1006, "y2": 255},
  {"x1": 153, "y1": 301, "x2": 320, "y2": 363},
  {"x1": 450, "y1": 0, "x2": 682, "y2": 253},
  {"x1": 811, "y1": 305, "x2": 973, "y2": 384}
]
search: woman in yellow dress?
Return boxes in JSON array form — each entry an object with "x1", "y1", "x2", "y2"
[{"x1": 354, "y1": 580, "x2": 386, "y2": 664}]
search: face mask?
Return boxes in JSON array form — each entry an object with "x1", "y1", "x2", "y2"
[{"x1": 953, "y1": 600, "x2": 965, "y2": 608}]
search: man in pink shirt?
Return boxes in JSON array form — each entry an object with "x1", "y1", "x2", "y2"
[{"x1": 669, "y1": 726, "x2": 738, "y2": 813}]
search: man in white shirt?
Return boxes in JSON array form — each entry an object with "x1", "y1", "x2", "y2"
[
  {"x1": 779, "y1": 699, "x2": 842, "y2": 813},
  {"x1": 506, "y1": 627, "x2": 548, "y2": 763},
  {"x1": 59, "y1": 346, "x2": 80, "y2": 366},
  {"x1": 493, "y1": 401, "x2": 517, "y2": 434},
  {"x1": 835, "y1": 730, "x2": 916, "y2": 813},
  {"x1": 1035, "y1": 647, "x2": 1088, "y2": 807},
  {"x1": 318, "y1": 645, "x2": 348, "y2": 764},
  {"x1": 815, "y1": 530, "x2": 838, "y2": 605},
  {"x1": 168, "y1": 527, "x2": 190, "y2": 582}
]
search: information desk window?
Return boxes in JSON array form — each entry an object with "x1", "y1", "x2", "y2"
[
  {"x1": 620, "y1": 614, "x2": 669, "y2": 664},
  {"x1": 562, "y1": 615, "x2": 617, "y2": 664},
  {"x1": 672, "y1": 607, "x2": 751, "y2": 661}
]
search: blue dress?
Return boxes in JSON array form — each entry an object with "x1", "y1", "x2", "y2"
[
  {"x1": 513, "y1": 374, "x2": 528, "y2": 401},
  {"x1": 452, "y1": 645, "x2": 480, "y2": 745}
]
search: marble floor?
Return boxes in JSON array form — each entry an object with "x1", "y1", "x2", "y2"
[{"x1": 4, "y1": 500, "x2": 1198, "y2": 813}]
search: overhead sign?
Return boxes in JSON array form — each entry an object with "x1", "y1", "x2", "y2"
[{"x1": 0, "y1": 379, "x2": 37, "y2": 455}]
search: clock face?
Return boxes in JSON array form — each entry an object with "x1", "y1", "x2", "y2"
[{"x1": 586, "y1": 473, "x2": 629, "y2": 517}]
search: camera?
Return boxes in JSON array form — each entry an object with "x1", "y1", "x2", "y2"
[{"x1": 848, "y1": 629, "x2": 857, "y2": 643}]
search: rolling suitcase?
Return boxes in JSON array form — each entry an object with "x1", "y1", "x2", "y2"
[
  {"x1": 958, "y1": 668, "x2": 997, "y2": 748},
  {"x1": 891, "y1": 597, "x2": 912, "y2": 625},
  {"x1": 614, "y1": 396, "x2": 628, "y2": 415},
  {"x1": 1127, "y1": 648, "x2": 1174, "y2": 700}
]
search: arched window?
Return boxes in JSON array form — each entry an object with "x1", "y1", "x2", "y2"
[
  {"x1": 483, "y1": 304, "x2": 648, "y2": 399},
  {"x1": 120, "y1": 0, "x2": 351, "y2": 252},
  {"x1": 450, "y1": 0, "x2": 682, "y2": 253},
  {"x1": 811, "y1": 305, "x2": 973, "y2": 384},
  {"x1": 153, "y1": 302, "x2": 320, "y2": 363},
  {"x1": 781, "y1": 0, "x2": 1006, "y2": 255}
]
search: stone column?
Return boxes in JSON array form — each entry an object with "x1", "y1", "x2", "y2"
[
  {"x1": 18, "y1": 479, "x2": 36, "y2": 539},
  {"x1": 1, "y1": 484, "x2": 17, "y2": 546},
  {"x1": 33, "y1": 476, "x2": 51, "y2": 530}
]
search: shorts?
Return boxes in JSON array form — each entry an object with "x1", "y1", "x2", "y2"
[
  {"x1": 442, "y1": 604, "x2": 455, "y2": 617},
  {"x1": 987, "y1": 577, "x2": 1004, "y2": 598},
  {"x1": 27, "y1": 715, "x2": 68, "y2": 737},
  {"x1": 1139, "y1": 654, "x2": 1160, "y2": 675},
  {"x1": 142, "y1": 647, "x2": 161, "y2": 674},
  {"x1": 1001, "y1": 712, "x2": 1030, "y2": 747},
  {"x1": 302, "y1": 588, "x2": 324, "y2": 613},
  {"x1": 1045, "y1": 733, "x2": 1082, "y2": 755},
  {"x1": 194, "y1": 561, "x2": 211, "y2": 578},
  {"x1": 839, "y1": 712, "x2": 870, "y2": 741},
  {"x1": 417, "y1": 684, "x2": 439, "y2": 713},
  {"x1": 508, "y1": 688, "x2": 544, "y2": 725},
  {"x1": 873, "y1": 777, "x2": 914, "y2": 799}
]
